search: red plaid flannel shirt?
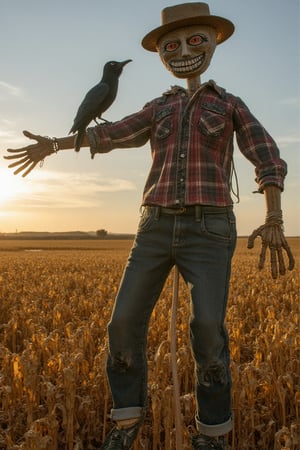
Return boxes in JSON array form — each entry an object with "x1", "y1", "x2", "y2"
[{"x1": 87, "y1": 80, "x2": 287, "y2": 207}]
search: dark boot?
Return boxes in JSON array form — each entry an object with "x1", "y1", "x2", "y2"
[
  {"x1": 192, "y1": 433, "x2": 227, "y2": 449},
  {"x1": 100, "y1": 420, "x2": 142, "y2": 450}
]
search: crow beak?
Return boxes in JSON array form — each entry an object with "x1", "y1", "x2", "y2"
[{"x1": 120, "y1": 59, "x2": 132, "y2": 67}]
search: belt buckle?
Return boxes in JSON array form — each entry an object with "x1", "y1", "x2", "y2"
[{"x1": 177, "y1": 207, "x2": 186, "y2": 214}]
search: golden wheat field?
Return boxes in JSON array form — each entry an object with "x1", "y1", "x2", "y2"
[{"x1": 0, "y1": 238, "x2": 299, "y2": 450}]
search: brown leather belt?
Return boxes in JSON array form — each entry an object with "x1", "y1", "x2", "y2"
[{"x1": 145, "y1": 205, "x2": 232, "y2": 216}]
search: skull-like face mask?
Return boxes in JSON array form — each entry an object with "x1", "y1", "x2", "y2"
[{"x1": 157, "y1": 25, "x2": 217, "y2": 79}]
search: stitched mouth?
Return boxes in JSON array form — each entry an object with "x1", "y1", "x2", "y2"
[{"x1": 170, "y1": 53, "x2": 205, "y2": 73}]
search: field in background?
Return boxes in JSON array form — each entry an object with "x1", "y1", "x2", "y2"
[{"x1": 0, "y1": 238, "x2": 299, "y2": 449}]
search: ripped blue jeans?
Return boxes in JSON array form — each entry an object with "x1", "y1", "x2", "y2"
[{"x1": 106, "y1": 205, "x2": 237, "y2": 437}]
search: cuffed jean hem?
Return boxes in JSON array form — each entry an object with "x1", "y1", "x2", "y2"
[
  {"x1": 196, "y1": 416, "x2": 233, "y2": 437},
  {"x1": 111, "y1": 406, "x2": 144, "y2": 421}
]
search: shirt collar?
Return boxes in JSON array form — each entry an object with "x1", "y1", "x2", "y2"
[{"x1": 164, "y1": 80, "x2": 225, "y2": 98}]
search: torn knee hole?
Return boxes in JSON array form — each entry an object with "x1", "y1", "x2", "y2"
[
  {"x1": 198, "y1": 359, "x2": 227, "y2": 386},
  {"x1": 110, "y1": 352, "x2": 132, "y2": 372}
]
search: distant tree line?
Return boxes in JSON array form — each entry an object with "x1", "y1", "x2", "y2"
[{"x1": 96, "y1": 229, "x2": 108, "y2": 238}]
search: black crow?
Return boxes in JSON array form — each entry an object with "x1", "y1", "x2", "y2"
[{"x1": 69, "y1": 59, "x2": 132, "y2": 152}]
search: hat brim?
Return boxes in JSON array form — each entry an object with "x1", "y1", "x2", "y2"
[{"x1": 142, "y1": 16, "x2": 235, "y2": 52}]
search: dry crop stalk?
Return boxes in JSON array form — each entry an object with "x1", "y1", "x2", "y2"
[
  {"x1": 0, "y1": 239, "x2": 298, "y2": 448},
  {"x1": 171, "y1": 265, "x2": 183, "y2": 449}
]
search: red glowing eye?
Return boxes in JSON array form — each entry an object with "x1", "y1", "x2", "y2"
[
  {"x1": 188, "y1": 35, "x2": 203, "y2": 46},
  {"x1": 165, "y1": 41, "x2": 179, "y2": 52}
]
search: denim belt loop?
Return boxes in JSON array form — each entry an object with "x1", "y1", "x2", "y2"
[
  {"x1": 153, "y1": 206, "x2": 160, "y2": 220},
  {"x1": 195, "y1": 205, "x2": 202, "y2": 222}
]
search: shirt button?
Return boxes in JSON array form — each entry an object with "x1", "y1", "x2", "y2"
[{"x1": 180, "y1": 153, "x2": 185, "y2": 158}]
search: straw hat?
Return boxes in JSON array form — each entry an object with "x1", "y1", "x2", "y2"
[{"x1": 142, "y1": 2, "x2": 235, "y2": 52}]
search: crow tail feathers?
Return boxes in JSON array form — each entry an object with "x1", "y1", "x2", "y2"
[{"x1": 74, "y1": 128, "x2": 85, "y2": 152}]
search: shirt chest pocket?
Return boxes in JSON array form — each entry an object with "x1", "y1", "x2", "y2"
[
  {"x1": 199, "y1": 103, "x2": 226, "y2": 137},
  {"x1": 155, "y1": 106, "x2": 174, "y2": 139}
]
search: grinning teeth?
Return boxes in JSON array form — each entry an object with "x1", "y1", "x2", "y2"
[{"x1": 170, "y1": 54, "x2": 204, "y2": 72}]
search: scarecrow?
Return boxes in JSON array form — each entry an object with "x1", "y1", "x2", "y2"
[{"x1": 4, "y1": 3, "x2": 295, "y2": 449}]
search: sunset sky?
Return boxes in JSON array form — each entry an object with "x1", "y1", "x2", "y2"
[{"x1": 0, "y1": 0, "x2": 299, "y2": 235}]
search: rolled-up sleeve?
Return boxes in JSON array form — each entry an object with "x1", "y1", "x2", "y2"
[
  {"x1": 86, "y1": 105, "x2": 153, "y2": 159},
  {"x1": 233, "y1": 97, "x2": 287, "y2": 192}
]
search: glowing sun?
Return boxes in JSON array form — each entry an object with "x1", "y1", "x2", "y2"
[{"x1": 0, "y1": 168, "x2": 31, "y2": 205}]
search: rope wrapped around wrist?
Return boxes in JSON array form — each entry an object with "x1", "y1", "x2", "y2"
[
  {"x1": 51, "y1": 137, "x2": 59, "y2": 153},
  {"x1": 44, "y1": 136, "x2": 59, "y2": 154},
  {"x1": 265, "y1": 210, "x2": 283, "y2": 227},
  {"x1": 39, "y1": 136, "x2": 60, "y2": 168},
  {"x1": 265, "y1": 209, "x2": 284, "y2": 231}
]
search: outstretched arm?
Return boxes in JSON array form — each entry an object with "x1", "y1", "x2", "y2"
[
  {"x1": 3, "y1": 130, "x2": 89, "y2": 177},
  {"x1": 247, "y1": 185, "x2": 295, "y2": 278}
]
